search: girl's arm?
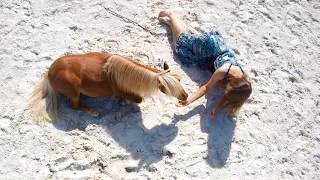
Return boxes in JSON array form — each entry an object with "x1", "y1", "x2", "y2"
[
  {"x1": 209, "y1": 95, "x2": 226, "y2": 118},
  {"x1": 176, "y1": 68, "x2": 225, "y2": 107}
]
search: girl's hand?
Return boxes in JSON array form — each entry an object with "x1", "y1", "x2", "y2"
[
  {"x1": 210, "y1": 110, "x2": 217, "y2": 118},
  {"x1": 176, "y1": 100, "x2": 189, "y2": 107}
]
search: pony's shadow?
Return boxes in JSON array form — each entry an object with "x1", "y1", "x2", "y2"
[
  {"x1": 172, "y1": 81, "x2": 236, "y2": 169},
  {"x1": 52, "y1": 94, "x2": 178, "y2": 170}
]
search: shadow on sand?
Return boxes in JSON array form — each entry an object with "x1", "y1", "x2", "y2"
[
  {"x1": 172, "y1": 97, "x2": 236, "y2": 168},
  {"x1": 51, "y1": 95, "x2": 178, "y2": 170}
]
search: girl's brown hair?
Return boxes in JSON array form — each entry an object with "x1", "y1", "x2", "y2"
[{"x1": 215, "y1": 75, "x2": 252, "y2": 116}]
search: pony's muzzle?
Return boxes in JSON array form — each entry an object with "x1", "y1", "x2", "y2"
[{"x1": 179, "y1": 92, "x2": 188, "y2": 101}]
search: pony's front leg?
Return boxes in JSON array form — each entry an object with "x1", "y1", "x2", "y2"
[
  {"x1": 118, "y1": 99, "x2": 134, "y2": 105},
  {"x1": 69, "y1": 95, "x2": 99, "y2": 117},
  {"x1": 115, "y1": 92, "x2": 143, "y2": 105}
]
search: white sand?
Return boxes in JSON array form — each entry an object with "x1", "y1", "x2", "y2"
[{"x1": 1, "y1": 0, "x2": 319, "y2": 179}]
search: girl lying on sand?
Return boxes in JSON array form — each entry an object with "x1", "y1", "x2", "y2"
[{"x1": 158, "y1": 10, "x2": 252, "y2": 118}]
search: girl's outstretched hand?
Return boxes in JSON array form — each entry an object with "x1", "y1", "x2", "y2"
[
  {"x1": 176, "y1": 100, "x2": 189, "y2": 107},
  {"x1": 210, "y1": 110, "x2": 217, "y2": 118}
]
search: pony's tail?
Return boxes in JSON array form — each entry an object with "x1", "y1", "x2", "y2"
[{"x1": 28, "y1": 71, "x2": 63, "y2": 123}]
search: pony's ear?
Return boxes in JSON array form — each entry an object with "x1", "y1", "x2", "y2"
[{"x1": 164, "y1": 62, "x2": 169, "y2": 70}]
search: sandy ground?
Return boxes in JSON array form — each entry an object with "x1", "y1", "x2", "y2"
[{"x1": 1, "y1": 0, "x2": 320, "y2": 179}]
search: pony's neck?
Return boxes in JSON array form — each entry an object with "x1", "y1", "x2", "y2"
[{"x1": 103, "y1": 55, "x2": 159, "y2": 96}]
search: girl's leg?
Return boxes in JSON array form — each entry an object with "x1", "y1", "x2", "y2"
[{"x1": 158, "y1": 10, "x2": 185, "y2": 50}]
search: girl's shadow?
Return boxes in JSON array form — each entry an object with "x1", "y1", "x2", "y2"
[
  {"x1": 173, "y1": 91, "x2": 236, "y2": 168},
  {"x1": 51, "y1": 95, "x2": 178, "y2": 170}
]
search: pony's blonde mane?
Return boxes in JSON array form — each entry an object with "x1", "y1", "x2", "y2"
[
  {"x1": 102, "y1": 55, "x2": 184, "y2": 97},
  {"x1": 103, "y1": 55, "x2": 159, "y2": 96}
]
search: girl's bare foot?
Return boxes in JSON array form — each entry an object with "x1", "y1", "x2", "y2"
[
  {"x1": 158, "y1": 10, "x2": 173, "y2": 25},
  {"x1": 158, "y1": 10, "x2": 185, "y2": 50},
  {"x1": 158, "y1": 10, "x2": 172, "y2": 18}
]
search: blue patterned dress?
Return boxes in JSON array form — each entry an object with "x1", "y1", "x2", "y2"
[{"x1": 176, "y1": 31, "x2": 243, "y2": 72}]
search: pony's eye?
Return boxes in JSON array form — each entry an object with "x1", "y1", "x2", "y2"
[{"x1": 159, "y1": 86, "x2": 166, "y2": 93}]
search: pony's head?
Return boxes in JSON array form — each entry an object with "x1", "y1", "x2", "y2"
[{"x1": 157, "y1": 63, "x2": 188, "y2": 101}]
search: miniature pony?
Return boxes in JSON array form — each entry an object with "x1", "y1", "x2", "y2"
[{"x1": 29, "y1": 52, "x2": 188, "y2": 123}]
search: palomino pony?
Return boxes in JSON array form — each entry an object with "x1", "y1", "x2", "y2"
[{"x1": 28, "y1": 52, "x2": 188, "y2": 123}]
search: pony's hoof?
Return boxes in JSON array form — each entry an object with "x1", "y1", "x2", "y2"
[
  {"x1": 89, "y1": 111, "x2": 99, "y2": 117},
  {"x1": 118, "y1": 98, "x2": 126, "y2": 105},
  {"x1": 118, "y1": 98, "x2": 133, "y2": 105}
]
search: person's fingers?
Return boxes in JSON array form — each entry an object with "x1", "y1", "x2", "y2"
[{"x1": 210, "y1": 111, "x2": 215, "y2": 118}]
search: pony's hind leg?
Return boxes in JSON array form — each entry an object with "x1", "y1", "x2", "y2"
[
  {"x1": 49, "y1": 70, "x2": 99, "y2": 117},
  {"x1": 68, "y1": 93, "x2": 100, "y2": 117}
]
